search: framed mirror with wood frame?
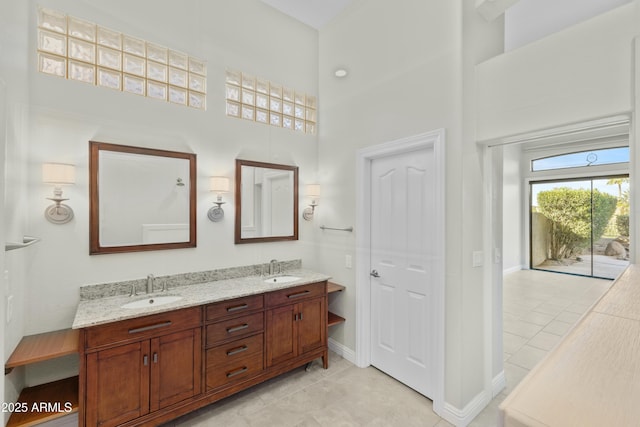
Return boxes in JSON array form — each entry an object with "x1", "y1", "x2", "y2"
[
  {"x1": 235, "y1": 159, "x2": 299, "y2": 244},
  {"x1": 89, "y1": 141, "x2": 197, "y2": 254}
]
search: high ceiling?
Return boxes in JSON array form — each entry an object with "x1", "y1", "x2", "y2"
[{"x1": 260, "y1": 0, "x2": 353, "y2": 29}]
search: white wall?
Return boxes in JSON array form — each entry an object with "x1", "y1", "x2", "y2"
[
  {"x1": 477, "y1": 3, "x2": 637, "y2": 143},
  {"x1": 0, "y1": 78, "x2": 7, "y2": 427},
  {"x1": 1, "y1": 0, "x2": 321, "y2": 391},
  {"x1": 505, "y1": 0, "x2": 633, "y2": 51},
  {"x1": 502, "y1": 144, "x2": 523, "y2": 272},
  {"x1": 318, "y1": 0, "x2": 504, "y2": 420},
  {"x1": 1, "y1": 0, "x2": 31, "y2": 420}
]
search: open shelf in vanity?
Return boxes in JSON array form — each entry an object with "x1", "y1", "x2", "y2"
[
  {"x1": 327, "y1": 281, "x2": 346, "y2": 327},
  {"x1": 5, "y1": 329, "x2": 80, "y2": 427}
]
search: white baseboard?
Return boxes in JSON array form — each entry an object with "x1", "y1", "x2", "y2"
[
  {"x1": 492, "y1": 371, "x2": 506, "y2": 397},
  {"x1": 440, "y1": 390, "x2": 491, "y2": 427},
  {"x1": 438, "y1": 372, "x2": 505, "y2": 427},
  {"x1": 328, "y1": 338, "x2": 356, "y2": 364},
  {"x1": 503, "y1": 265, "x2": 524, "y2": 275}
]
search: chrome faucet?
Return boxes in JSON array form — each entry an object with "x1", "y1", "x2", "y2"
[
  {"x1": 146, "y1": 274, "x2": 155, "y2": 293},
  {"x1": 269, "y1": 259, "x2": 278, "y2": 276}
]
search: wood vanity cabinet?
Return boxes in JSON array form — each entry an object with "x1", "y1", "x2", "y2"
[
  {"x1": 204, "y1": 294, "x2": 265, "y2": 391},
  {"x1": 80, "y1": 307, "x2": 201, "y2": 427},
  {"x1": 78, "y1": 281, "x2": 327, "y2": 427},
  {"x1": 266, "y1": 282, "x2": 327, "y2": 368}
]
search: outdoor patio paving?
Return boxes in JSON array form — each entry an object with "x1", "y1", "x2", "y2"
[{"x1": 535, "y1": 254, "x2": 628, "y2": 279}]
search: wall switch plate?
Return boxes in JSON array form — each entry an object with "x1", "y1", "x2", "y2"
[
  {"x1": 472, "y1": 251, "x2": 483, "y2": 268},
  {"x1": 345, "y1": 254, "x2": 352, "y2": 269}
]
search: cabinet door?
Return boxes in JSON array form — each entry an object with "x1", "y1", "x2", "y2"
[
  {"x1": 298, "y1": 297, "x2": 326, "y2": 355},
  {"x1": 86, "y1": 341, "x2": 150, "y2": 427},
  {"x1": 266, "y1": 304, "x2": 297, "y2": 366},
  {"x1": 150, "y1": 328, "x2": 202, "y2": 411}
]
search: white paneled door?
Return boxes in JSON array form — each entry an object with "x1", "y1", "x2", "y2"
[{"x1": 370, "y1": 147, "x2": 436, "y2": 399}]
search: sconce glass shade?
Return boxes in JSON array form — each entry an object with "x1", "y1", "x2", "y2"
[
  {"x1": 210, "y1": 176, "x2": 230, "y2": 193},
  {"x1": 42, "y1": 163, "x2": 76, "y2": 184},
  {"x1": 208, "y1": 176, "x2": 229, "y2": 222},
  {"x1": 42, "y1": 163, "x2": 75, "y2": 224},
  {"x1": 305, "y1": 184, "x2": 321, "y2": 198}
]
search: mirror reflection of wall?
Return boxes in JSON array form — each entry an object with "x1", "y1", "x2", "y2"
[
  {"x1": 240, "y1": 166, "x2": 294, "y2": 238},
  {"x1": 99, "y1": 151, "x2": 191, "y2": 246},
  {"x1": 235, "y1": 159, "x2": 298, "y2": 244}
]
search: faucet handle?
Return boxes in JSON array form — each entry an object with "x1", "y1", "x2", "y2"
[{"x1": 130, "y1": 284, "x2": 138, "y2": 297}]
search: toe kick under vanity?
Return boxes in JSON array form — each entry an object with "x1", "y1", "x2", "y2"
[{"x1": 68, "y1": 263, "x2": 336, "y2": 427}]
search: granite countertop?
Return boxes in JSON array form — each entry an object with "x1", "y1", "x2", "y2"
[{"x1": 72, "y1": 269, "x2": 330, "y2": 329}]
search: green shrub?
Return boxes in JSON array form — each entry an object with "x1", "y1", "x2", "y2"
[
  {"x1": 537, "y1": 187, "x2": 618, "y2": 259},
  {"x1": 616, "y1": 214, "x2": 629, "y2": 237}
]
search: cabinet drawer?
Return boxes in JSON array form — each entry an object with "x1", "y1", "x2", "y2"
[
  {"x1": 85, "y1": 307, "x2": 201, "y2": 350},
  {"x1": 205, "y1": 351, "x2": 264, "y2": 390},
  {"x1": 265, "y1": 282, "x2": 326, "y2": 308},
  {"x1": 206, "y1": 294, "x2": 264, "y2": 321},
  {"x1": 206, "y1": 312, "x2": 264, "y2": 346},
  {"x1": 206, "y1": 333, "x2": 263, "y2": 369}
]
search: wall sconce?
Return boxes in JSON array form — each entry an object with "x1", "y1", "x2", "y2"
[
  {"x1": 42, "y1": 162, "x2": 76, "y2": 224},
  {"x1": 208, "y1": 176, "x2": 230, "y2": 222},
  {"x1": 303, "y1": 184, "x2": 320, "y2": 221}
]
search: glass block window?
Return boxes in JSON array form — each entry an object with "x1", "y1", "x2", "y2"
[
  {"x1": 225, "y1": 69, "x2": 316, "y2": 135},
  {"x1": 37, "y1": 8, "x2": 207, "y2": 110}
]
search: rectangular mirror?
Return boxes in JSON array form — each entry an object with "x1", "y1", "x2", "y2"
[
  {"x1": 235, "y1": 159, "x2": 298, "y2": 244},
  {"x1": 89, "y1": 141, "x2": 197, "y2": 254}
]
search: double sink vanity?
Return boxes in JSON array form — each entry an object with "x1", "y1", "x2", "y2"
[
  {"x1": 5, "y1": 261, "x2": 344, "y2": 427},
  {"x1": 74, "y1": 263, "x2": 331, "y2": 427}
]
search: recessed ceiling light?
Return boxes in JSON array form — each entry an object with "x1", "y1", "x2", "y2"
[{"x1": 334, "y1": 68, "x2": 348, "y2": 78}]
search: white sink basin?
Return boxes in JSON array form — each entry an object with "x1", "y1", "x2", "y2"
[
  {"x1": 121, "y1": 295, "x2": 183, "y2": 309},
  {"x1": 264, "y1": 275, "x2": 301, "y2": 284}
]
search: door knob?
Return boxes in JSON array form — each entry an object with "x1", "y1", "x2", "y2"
[{"x1": 370, "y1": 269, "x2": 380, "y2": 278}]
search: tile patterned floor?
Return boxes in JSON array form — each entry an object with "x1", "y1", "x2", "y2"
[
  {"x1": 469, "y1": 269, "x2": 612, "y2": 427},
  {"x1": 168, "y1": 270, "x2": 612, "y2": 427}
]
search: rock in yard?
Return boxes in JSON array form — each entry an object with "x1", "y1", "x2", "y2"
[{"x1": 605, "y1": 240, "x2": 626, "y2": 257}]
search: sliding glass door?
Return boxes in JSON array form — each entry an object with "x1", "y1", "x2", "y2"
[{"x1": 530, "y1": 176, "x2": 629, "y2": 279}]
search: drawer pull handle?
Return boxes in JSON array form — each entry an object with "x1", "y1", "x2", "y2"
[
  {"x1": 226, "y1": 345, "x2": 249, "y2": 356},
  {"x1": 226, "y1": 323, "x2": 249, "y2": 333},
  {"x1": 227, "y1": 303, "x2": 249, "y2": 312},
  {"x1": 226, "y1": 367, "x2": 248, "y2": 378},
  {"x1": 287, "y1": 290, "x2": 311, "y2": 299},
  {"x1": 128, "y1": 321, "x2": 172, "y2": 334},
  {"x1": 153, "y1": 352, "x2": 158, "y2": 363},
  {"x1": 143, "y1": 355, "x2": 148, "y2": 366}
]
